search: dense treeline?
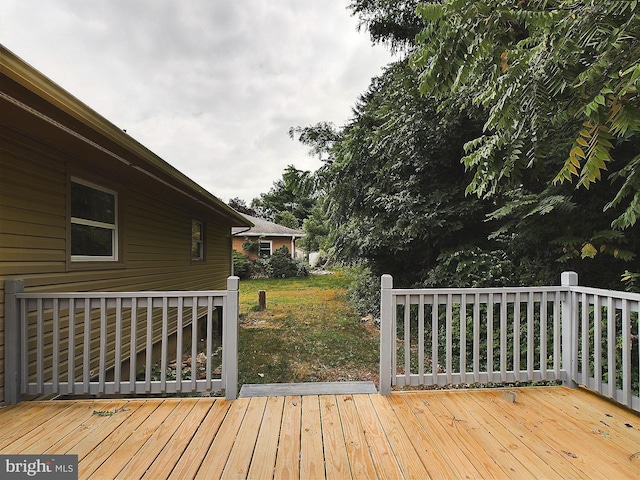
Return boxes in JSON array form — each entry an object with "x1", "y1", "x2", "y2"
[{"x1": 241, "y1": 1, "x2": 640, "y2": 315}]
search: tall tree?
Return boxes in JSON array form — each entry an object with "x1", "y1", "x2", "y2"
[
  {"x1": 228, "y1": 197, "x2": 257, "y2": 216},
  {"x1": 412, "y1": 1, "x2": 640, "y2": 228},
  {"x1": 297, "y1": 61, "x2": 492, "y2": 286},
  {"x1": 348, "y1": 0, "x2": 424, "y2": 51},
  {"x1": 251, "y1": 165, "x2": 316, "y2": 224}
]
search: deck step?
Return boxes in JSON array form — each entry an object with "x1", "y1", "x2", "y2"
[{"x1": 239, "y1": 381, "x2": 377, "y2": 398}]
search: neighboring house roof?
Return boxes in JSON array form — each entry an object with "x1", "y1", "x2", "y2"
[
  {"x1": 232, "y1": 214, "x2": 305, "y2": 238},
  {"x1": 0, "y1": 45, "x2": 251, "y2": 228}
]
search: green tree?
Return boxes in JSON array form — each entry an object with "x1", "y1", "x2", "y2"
[
  {"x1": 251, "y1": 165, "x2": 316, "y2": 225},
  {"x1": 412, "y1": 0, "x2": 640, "y2": 229},
  {"x1": 274, "y1": 211, "x2": 299, "y2": 229},
  {"x1": 348, "y1": 0, "x2": 424, "y2": 52},
  {"x1": 297, "y1": 61, "x2": 492, "y2": 286},
  {"x1": 228, "y1": 197, "x2": 257, "y2": 216}
]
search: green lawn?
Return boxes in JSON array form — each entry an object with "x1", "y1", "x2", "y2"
[{"x1": 237, "y1": 270, "x2": 380, "y2": 386}]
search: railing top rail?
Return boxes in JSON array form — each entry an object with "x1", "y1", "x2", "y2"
[
  {"x1": 390, "y1": 286, "x2": 565, "y2": 296},
  {"x1": 568, "y1": 285, "x2": 640, "y2": 302},
  {"x1": 15, "y1": 290, "x2": 230, "y2": 300}
]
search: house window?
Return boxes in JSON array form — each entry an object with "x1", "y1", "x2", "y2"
[
  {"x1": 259, "y1": 240, "x2": 272, "y2": 257},
  {"x1": 191, "y1": 220, "x2": 204, "y2": 260},
  {"x1": 70, "y1": 179, "x2": 117, "y2": 261}
]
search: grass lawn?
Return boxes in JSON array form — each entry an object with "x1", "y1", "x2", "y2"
[{"x1": 237, "y1": 270, "x2": 380, "y2": 386}]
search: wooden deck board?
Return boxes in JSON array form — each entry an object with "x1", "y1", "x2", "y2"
[
  {"x1": 273, "y1": 396, "x2": 301, "y2": 479},
  {"x1": 320, "y1": 394, "x2": 351, "y2": 478},
  {"x1": 0, "y1": 386, "x2": 636, "y2": 479},
  {"x1": 300, "y1": 395, "x2": 325, "y2": 479},
  {"x1": 247, "y1": 396, "x2": 285, "y2": 480}
]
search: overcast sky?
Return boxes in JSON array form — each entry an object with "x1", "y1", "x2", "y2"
[{"x1": 2, "y1": 0, "x2": 394, "y2": 204}]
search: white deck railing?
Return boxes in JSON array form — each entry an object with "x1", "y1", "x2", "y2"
[
  {"x1": 380, "y1": 272, "x2": 640, "y2": 412},
  {"x1": 4, "y1": 277, "x2": 239, "y2": 403}
]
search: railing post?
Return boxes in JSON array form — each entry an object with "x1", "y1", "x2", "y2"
[
  {"x1": 561, "y1": 271, "x2": 579, "y2": 388},
  {"x1": 223, "y1": 276, "x2": 239, "y2": 400},
  {"x1": 4, "y1": 279, "x2": 24, "y2": 405},
  {"x1": 380, "y1": 275, "x2": 393, "y2": 395}
]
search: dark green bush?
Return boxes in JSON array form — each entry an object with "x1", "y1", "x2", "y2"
[
  {"x1": 233, "y1": 250, "x2": 251, "y2": 279},
  {"x1": 251, "y1": 246, "x2": 309, "y2": 279}
]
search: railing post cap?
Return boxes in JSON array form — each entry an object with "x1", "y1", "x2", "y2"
[
  {"x1": 381, "y1": 274, "x2": 393, "y2": 288},
  {"x1": 4, "y1": 278, "x2": 25, "y2": 294},
  {"x1": 561, "y1": 271, "x2": 578, "y2": 286},
  {"x1": 227, "y1": 276, "x2": 240, "y2": 291}
]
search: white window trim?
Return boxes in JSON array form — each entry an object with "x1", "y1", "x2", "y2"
[
  {"x1": 192, "y1": 219, "x2": 204, "y2": 261},
  {"x1": 259, "y1": 239, "x2": 273, "y2": 257},
  {"x1": 70, "y1": 177, "x2": 118, "y2": 262}
]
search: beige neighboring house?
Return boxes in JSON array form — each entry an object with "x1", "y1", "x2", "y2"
[
  {"x1": 0, "y1": 45, "x2": 251, "y2": 403},
  {"x1": 232, "y1": 214, "x2": 305, "y2": 260}
]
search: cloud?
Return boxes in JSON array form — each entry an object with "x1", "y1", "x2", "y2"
[{"x1": 2, "y1": 0, "x2": 393, "y2": 203}]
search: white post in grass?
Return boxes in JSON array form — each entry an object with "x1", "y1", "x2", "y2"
[
  {"x1": 380, "y1": 275, "x2": 393, "y2": 395},
  {"x1": 561, "y1": 271, "x2": 579, "y2": 388},
  {"x1": 224, "y1": 276, "x2": 240, "y2": 400}
]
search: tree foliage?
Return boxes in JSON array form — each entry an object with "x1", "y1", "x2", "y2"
[
  {"x1": 251, "y1": 165, "x2": 316, "y2": 225},
  {"x1": 228, "y1": 197, "x2": 257, "y2": 216},
  {"x1": 297, "y1": 61, "x2": 492, "y2": 286},
  {"x1": 348, "y1": 0, "x2": 424, "y2": 52},
  {"x1": 412, "y1": 0, "x2": 640, "y2": 228}
]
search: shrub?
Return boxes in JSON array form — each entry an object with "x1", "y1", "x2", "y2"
[
  {"x1": 251, "y1": 246, "x2": 309, "y2": 279},
  {"x1": 347, "y1": 264, "x2": 380, "y2": 319},
  {"x1": 233, "y1": 250, "x2": 251, "y2": 279}
]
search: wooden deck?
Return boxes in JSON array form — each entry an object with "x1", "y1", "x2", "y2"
[{"x1": 0, "y1": 386, "x2": 637, "y2": 479}]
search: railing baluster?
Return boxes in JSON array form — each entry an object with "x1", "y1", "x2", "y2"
[
  {"x1": 418, "y1": 294, "x2": 425, "y2": 385},
  {"x1": 160, "y1": 296, "x2": 168, "y2": 392},
  {"x1": 52, "y1": 298, "x2": 59, "y2": 393},
  {"x1": 432, "y1": 293, "x2": 439, "y2": 386},
  {"x1": 622, "y1": 299, "x2": 631, "y2": 407},
  {"x1": 191, "y1": 296, "x2": 198, "y2": 392},
  {"x1": 593, "y1": 295, "x2": 602, "y2": 393},
  {"x1": 20, "y1": 298, "x2": 28, "y2": 395},
  {"x1": 446, "y1": 293, "x2": 453, "y2": 385},
  {"x1": 114, "y1": 297, "x2": 122, "y2": 393},
  {"x1": 527, "y1": 292, "x2": 534, "y2": 381},
  {"x1": 553, "y1": 292, "x2": 561, "y2": 379},
  {"x1": 607, "y1": 296, "x2": 616, "y2": 399},
  {"x1": 176, "y1": 297, "x2": 183, "y2": 393},
  {"x1": 129, "y1": 297, "x2": 137, "y2": 394},
  {"x1": 99, "y1": 298, "x2": 107, "y2": 394},
  {"x1": 404, "y1": 294, "x2": 411, "y2": 385},
  {"x1": 540, "y1": 292, "x2": 547, "y2": 381},
  {"x1": 206, "y1": 296, "x2": 213, "y2": 391},
  {"x1": 36, "y1": 298, "x2": 43, "y2": 394},
  {"x1": 581, "y1": 293, "x2": 589, "y2": 388},
  {"x1": 460, "y1": 293, "x2": 466, "y2": 383},
  {"x1": 487, "y1": 293, "x2": 494, "y2": 383},
  {"x1": 83, "y1": 298, "x2": 90, "y2": 394},
  {"x1": 145, "y1": 297, "x2": 153, "y2": 393},
  {"x1": 473, "y1": 294, "x2": 480, "y2": 383},
  {"x1": 68, "y1": 299, "x2": 75, "y2": 395},
  {"x1": 500, "y1": 292, "x2": 507, "y2": 383},
  {"x1": 514, "y1": 292, "x2": 521, "y2": 381}
]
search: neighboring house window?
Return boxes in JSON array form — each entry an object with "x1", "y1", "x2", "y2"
[
  {"x1": 70, "y1": 179, "x2": 117, "y2": 261},
  {"x1": 259, "y1": 240, "x2": 272, "y2": 257},
  {"x1": 192, "y1": 220, "x2": 204, "y2": 260}
]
